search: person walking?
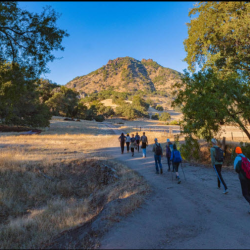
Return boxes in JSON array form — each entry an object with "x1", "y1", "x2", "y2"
[
  {"x1": 118, "y1": 133, "x2": 126, "y2": 154},
  {"x1": 166, "y1": 139, "x2": 173, "y2": 172},
  {"x1": 152, "y1": 138, "x2": 163, "y2": 174},
  {"x1": 130, "y1": 134, "x2": 136, "y2": 157},
  {"x1": 170, "y1": 144, "x2": 182, "y2": 184},
  {"x1": 141, "y1": 132, "x2": 148, "y2": 158},
  {"x1": 167, "y1": 139, "x2": 174, "y2": 172},
  {"x1": 135, "y1": 132, "x2": 140, "y2": 152},
  {"x1": 125, "y1": 133, "x2": 131, "y2": 153},
  {"x1": 234, "y1": 147, "x2": 250, "y2": 214},
  {"x1": 210, "y1": 138, "x2": 228, "y2": 194}
]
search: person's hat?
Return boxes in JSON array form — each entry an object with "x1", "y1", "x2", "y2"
[
  {"x1": 154, "y1": 138, "x2": 157, "y2": 141},
  {"x1": 127, "y1": 133, "x2": 129, "y2": 136},
  {"x1": 211, "y1": 138, "x2": 217, "y2": 144},
  {"x1": 235, "y1": 147, "x2": 242, "y2": 154},
  {"x1": 167, "y1": 139, "x2": 170, "y2": 142}
]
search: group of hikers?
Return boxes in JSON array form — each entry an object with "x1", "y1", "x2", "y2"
[
  {"x1": 118, "y1": 132, "x2": 182, "y2": 183},
  {"x1": 119, "y1": 132, "x2": 250, "y2": 214}
]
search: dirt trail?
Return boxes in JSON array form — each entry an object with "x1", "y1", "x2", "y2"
[{"x1": 99, "y1": 134, "x2": 250, "y2": 249}]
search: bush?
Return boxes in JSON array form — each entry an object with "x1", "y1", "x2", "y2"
[
  {"x1": 156, "y1": 105, "x2": 164, "y2": 111},
  {"x1": 180, "y1": 136, "x2": 200, "y2": 161},
  {"x1": 151, "y1": 113, "x2": 159, "y2": 120},
  {"x1": 159, "y1": 112, "x2": 171, "y2": 121},
  {"x1": 169, "y1": 120, "x2": 179, "y2": 125},
  {"x1": 95, "y1": 115, "x2": 105, "y2": 122},
  {"x1": 116, "y1": 104, "x2": 136, "y2": 120}
]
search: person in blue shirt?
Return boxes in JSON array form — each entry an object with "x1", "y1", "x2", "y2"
[{"x1": 170, "y1": 144, "x2": 182, "y2": 184}]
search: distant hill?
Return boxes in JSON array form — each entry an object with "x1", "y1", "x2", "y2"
[{"x1": 66, "y1": 57, "x2": 182, "y2": 97}]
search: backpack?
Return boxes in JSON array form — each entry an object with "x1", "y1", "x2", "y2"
[
  {"x1": 214, "y1": 147, "x2": 224, "y2": 162},
  {"x1": 173, "y1": 150, "x2": 182, "y2": 163},
  {"x1": 241, "y1": 156, "x2": 250, "y2": 180},
  {"x1": 155, "y1": 143, "x2": 162, "y2": 156},
  {"x1": 141, "y1": 136, "x2": 147, "y2": 143}
]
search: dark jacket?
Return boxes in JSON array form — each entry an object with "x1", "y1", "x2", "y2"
[{"x1": 166, "y1": 145, "x2": 171, "y2": 158}]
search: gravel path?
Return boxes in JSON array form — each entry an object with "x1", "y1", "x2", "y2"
[{"x1": 99, "y1": 134, "x2": 250, "y2": 249}]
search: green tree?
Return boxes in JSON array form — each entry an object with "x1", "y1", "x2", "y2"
[
  {"x1": 151, "y1": 113, "x2": 159, "y2": 120},
  {"x1": 76, "y1": 101, "x2": 88, "y2": 119},
  {"x1": 37, "y1": 78, "x2": 59, "y2": 103},
  {"x1": 0, "y1": 2, "x2": 69, "y2": 77},
  {"x1": 156, "y1": 105, "x2": 164, "y2": 111},
  {"x1": 116, "y1": 103, "x2": 136, "y2": 120},
  {"x1": 184, "y1": 2, "x2": 250, "y2": 78},
  {"x1": 45, "y1": 86, "x2": 79, "y2": 117},
  {"x1": 0, "y1": 62, "x2": 51, "y2": 127},
  {"x1": 98, "y1": 106, "x2": 115, "y2": 118},
  {"x1": 132, "y1": 95, "x2": 149, "y2": 110},
  {"x1": 159, "y1": 112, "x2": 171, "y2": 121},
  {"x1": 172, "y1": 69, "x2": 250, "y2": 140}
]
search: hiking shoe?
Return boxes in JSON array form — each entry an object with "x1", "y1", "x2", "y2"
[
  {"x1": 218, "y1": 186, "x2": 221, "y2": 189},
  {"x1": 223, "y1": 189, "x2": 228, "y2": 194},
  {"x1": 160, "y1": 169, "x2": 163, "y2": 174},
  {"x1": 177, "y1": 179, "x2": 181, "y2": 184}
]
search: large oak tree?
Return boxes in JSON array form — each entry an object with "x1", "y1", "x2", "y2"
[
  {"x1": 184, "y1": 1, "x2": 250, "y2": 78},
  {"x1": 0, "y1": 2, "x2": 69, "y2": 127},
  {"x1": 174, "y1": 1, "x2": 250, "y2": 140}
]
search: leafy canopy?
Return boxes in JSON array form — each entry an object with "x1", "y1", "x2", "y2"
[
  {"x1": 0, "y1": 2, "x2": 69, "y2": 77},
  {"x1": 0, "y1": 62, "x2": 51, "y2": 127},
  {"x1": 184, "y1": 2, "x2": 250, "y2": 78},
  {"x1": 172, "y1": 69, "x2": 250, "y2": 140}
]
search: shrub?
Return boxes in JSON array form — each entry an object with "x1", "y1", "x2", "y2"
[
  {"x1": 156, "y1": 105, "x2": 164, "y2": 111},
  {"x1": 151, "y1": 113, "x2": 159, "y2": 120},
  {"x1": 95, "y1": 114, "x2": 105, "y2": 122},
  {"x1": 180, "y1": 136, "x2": 200, "y2": 161},
  {"x1": 159, "y1": 112, "x2": 171, "y2": 121},
  {"x1": 169, "y1": 120, "x2": 179, "y2": 125}
]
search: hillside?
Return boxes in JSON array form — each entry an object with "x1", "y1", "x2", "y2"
[{"x1": 66, "y1": 57, "x2": 182, "y2": 97}]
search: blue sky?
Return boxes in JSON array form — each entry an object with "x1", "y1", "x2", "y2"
[{"x1": 18, "y1": 1, "x2": 196, "y2": 86}]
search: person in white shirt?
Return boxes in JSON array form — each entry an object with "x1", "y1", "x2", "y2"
[{"x1": 125, "y1": 133, "x2": 131, "y2": 153}]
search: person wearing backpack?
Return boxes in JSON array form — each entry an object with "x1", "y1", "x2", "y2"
[
  {"x1": 170, "y1": 144, "x2": 182, "y2": 184},
  {"x1": 234, "y1": 147, "x2": 250, "y2": 214},
  {"x1": 166, "y1": 139, "x2": 173, "y2": 172},
  {"x1": 125, "y1": 133, "x2": 131, "y2": 153},
  {"x1": 210, "y1": 138, "x2": 228, "y2": 194},
  {"x1": 118, "y1": 133, "x2": 126, "y2": 154},
  {"x1": 135, "y1": 132, "x2": 140, "y2": 152},
  {"x1": 152, "y1": 138, "x2": 163, "y2": 174},
  {"x1": 130, "y1": 134, "x2": 136, "y2": 157},
  {"x1": 141, "y1": 132, "x2": 148, "y2": 158}
]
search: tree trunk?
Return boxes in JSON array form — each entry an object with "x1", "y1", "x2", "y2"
[{"x1": 227, "y1": 110, "x2": 250, "y2": 140}]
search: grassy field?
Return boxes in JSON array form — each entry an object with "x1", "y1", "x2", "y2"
[{"x1": 0, "y1": 117, "x2": 150, "y2": 249}]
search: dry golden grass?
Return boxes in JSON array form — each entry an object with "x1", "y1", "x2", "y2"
[{"x1": 0, "y1": 117, "x2": 150, "y2": 249}]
